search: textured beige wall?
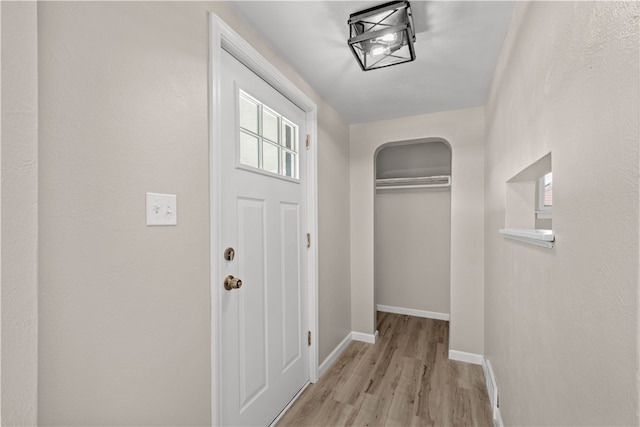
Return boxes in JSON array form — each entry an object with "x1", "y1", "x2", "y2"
[
  {"x1": 484, "y1": 2, "x2": 639, "y2": 425},
  {"x1": 375, "y1": 189, "x2": 451, "y2": 314},
  {"x1": 317, "y1": 105, "x2": 352, "y2": 363},
  {"x1": 1, "y1": 2, "x2": 39, "y2": 425},
  {"x1": 350, "y1": 107, "x2": 485, "y2": 354},
  {"x1": 36, "y1": 2, "x2": 350, "y2": 425}
]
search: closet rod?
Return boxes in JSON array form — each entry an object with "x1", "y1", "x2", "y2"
[{"x1": 376, "y1": 175, "x2": 451, "y2": 189}]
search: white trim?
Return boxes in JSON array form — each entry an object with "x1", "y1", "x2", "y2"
[
  {"x1": 377, "y1": 304, "x2": 450, "y2": 321},
  {"x1": 352, "y1": 330, "x2": 379, "y2": 344},
  {"x1": 209, "y1": 14, "x2": 319, "y2": 426},
  {"x1": 499, "y1": 228, "x2": 555, "y2": 248},
  {"x1": 448, "y1": 349, "x2": 484, "y2": 365},
  {"x1": 318, "y1": 333, "x2": 353, "y2": 377},
  {"x1": 493, "y1": 407, "x2": 504, "y2": 427},
  {"x1": 482, "y1": 358, "x2": 494, "y2": 411},
  {"x1": 268, "y1": 381, "x2": 310, "y2": 427},
  {"x1": 306, "y1": 92, "x2": 319, "y2": 387},
  {"x1": 535, "y1": 210, "x2": 552, "y2": 220},
  {"x1": 483, "y1": 358, "x2": 499, "y2": 419}
]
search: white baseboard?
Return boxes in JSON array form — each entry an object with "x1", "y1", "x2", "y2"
[
  {"x1": 318, "y1": 333, "x2": 352, "y2": 377},
  {"x1": 448, "y1": 349, "x2": 484, "y2": 365},
  {"x1": 483, "y1": 357, "x2": 499, "y2": 418},
  {"x1": 377, "y1": 304, "x2": 450, "y2": 321},
  {"x1": 493, "y1": 407, "x2": 504, "y2": 427},
  {"x1": 352, "y1": 330, "x2": 379, "y2": 344}
]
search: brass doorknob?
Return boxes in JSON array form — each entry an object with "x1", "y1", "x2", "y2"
[{"x1": 224, "y1": 275, "x2": 242, "y2": 291}]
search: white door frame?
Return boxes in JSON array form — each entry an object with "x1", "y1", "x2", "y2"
[{"x1": 208, "y1": 14, "x2": 319, "y2": 426}]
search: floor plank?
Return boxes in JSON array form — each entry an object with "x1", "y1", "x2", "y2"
[{"x1": 277, "y1": 312, "x2": 492, "y2": 427}]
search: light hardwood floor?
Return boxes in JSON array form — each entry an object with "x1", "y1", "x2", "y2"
[{"x1": 277, "y1": 312, "x2": 492, "y2": 426}]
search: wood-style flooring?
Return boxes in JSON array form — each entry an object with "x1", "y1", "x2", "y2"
[{"x1": 277, "y1": 312, "x2": 492, "y2": 426}]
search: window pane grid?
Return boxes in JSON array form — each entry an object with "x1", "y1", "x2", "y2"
[
  {"x1": 239, "y1": 131, "x2": 259, "y2": 168},
  {"x1": 282, "y1": 150, "x2": 297, "y2": 178},
  {"x1": 263, "y1": 140, "x2": 280, "y2": 174},
  {"x1": 238, "y1": 89, "x2": 299, "y2": 180},
  {"x1": 239, "y1": 95, "x2": 259, "y2": 134}
]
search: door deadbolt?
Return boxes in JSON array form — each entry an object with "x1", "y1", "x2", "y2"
[
  {"x1": 224, "y1": 247, "x2": 235, "y2": 261},
  {"x1": 224, "y1": 275, "x2": 242, "y2": 291}
]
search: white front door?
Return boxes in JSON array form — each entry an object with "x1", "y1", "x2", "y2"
[{"x1": 220, "y1": 49, "x2": 309, "y2": 426}]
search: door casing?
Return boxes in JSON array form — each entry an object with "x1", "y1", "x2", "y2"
[{"x1": 208, "y1": 14, "x2": 319, "y2": 426}]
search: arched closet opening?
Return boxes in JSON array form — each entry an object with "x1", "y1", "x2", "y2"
[{"x1": 374, "y1": 139, "x2": 452, "y2": 322}]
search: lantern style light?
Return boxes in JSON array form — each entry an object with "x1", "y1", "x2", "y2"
[{"x1": 348, "y1": 0, "x2": 416, "y2": 71}]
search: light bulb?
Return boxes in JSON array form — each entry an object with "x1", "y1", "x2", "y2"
[
  {"x1": 380, "y1": 33, "x2": 397, "y2": 43},
  {"x1": 371, "y1": 46, "x2": 387, "y2": 56}
]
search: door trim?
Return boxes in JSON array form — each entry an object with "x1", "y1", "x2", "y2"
[{"x1": 208, "y1": 14, "x2": 319, "y2": 426}]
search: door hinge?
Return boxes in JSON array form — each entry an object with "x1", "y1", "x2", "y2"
[
  {"x1": 307, "y1": 331, "x2": 311, "y2": 346},
  {"x1": 306, "y1": 134, "x2": 310, "y2": 149},
  {"x1": 306, "y1": 233, "x2": 311, "y2": 248}
]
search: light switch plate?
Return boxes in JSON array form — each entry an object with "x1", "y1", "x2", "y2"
[{"x1": 146, "y1": 192, "x2": 177, "y2": 226}]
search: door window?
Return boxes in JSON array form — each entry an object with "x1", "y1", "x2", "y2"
[{"x1": 238, "y1": 90, "x2": 299, "y2": 179}]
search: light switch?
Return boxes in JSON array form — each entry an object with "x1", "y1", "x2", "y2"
[{"x1": 146, "y1": 192, "x2": 177, "y2": 226}]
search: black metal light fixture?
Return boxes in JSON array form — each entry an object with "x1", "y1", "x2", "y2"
[{"x1": 348, "y1": 0, "x2": 416, "y2": 71}]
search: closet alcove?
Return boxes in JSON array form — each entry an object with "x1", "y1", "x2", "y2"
[{"x1": 374, "y1": 139, "x2": 452, "y2": 319}]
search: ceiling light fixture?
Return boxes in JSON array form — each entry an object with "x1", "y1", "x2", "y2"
[{"x1": 347, "y1": 0, "x2": 416, "y2": 71}]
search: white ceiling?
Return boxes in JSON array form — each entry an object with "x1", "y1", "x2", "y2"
[{"x1": 229, "y1": 1, "x2": 515, "y2": 124}]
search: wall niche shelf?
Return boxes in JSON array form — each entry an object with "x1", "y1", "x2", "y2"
[
  {"x1": 499, "y1": 228, "x2": 555, "y2": 248},
  {"x1": 376, "y1": 175, "x2": 451, "y2": 190}
]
